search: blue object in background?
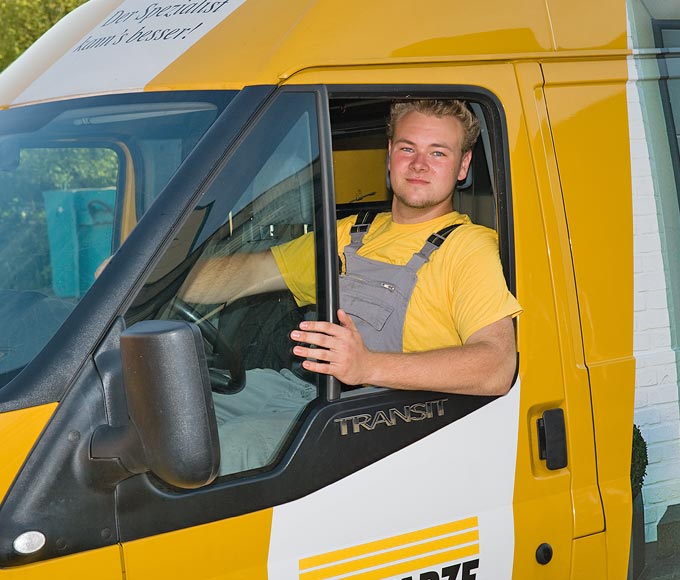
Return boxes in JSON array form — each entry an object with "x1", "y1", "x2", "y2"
[{"x1": 42, "y1": 189, "x2": 116, "y2": 298}]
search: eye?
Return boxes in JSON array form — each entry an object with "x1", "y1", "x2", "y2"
[
  {"x1": 400, "y1": 146, "x2": 414, "y2": 153},
  {"x1": 431, "y1": 150, "x2": 447, "y2": 157}
]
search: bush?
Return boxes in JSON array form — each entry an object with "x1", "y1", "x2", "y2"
[
  {"x1": 631, "y1": 424, "x2": 648, "y2": 499},
  {"x1": 0, "y1": 1, "x2": 88, "y2": 71}
]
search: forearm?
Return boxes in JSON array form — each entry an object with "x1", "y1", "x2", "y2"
[
  {"x1": 362, "y1": 341, "x2": 516, "y2": 395},
  {"x1": 292, "y1": 312, "x2": 517, "y2": 396},
  {"x1": 180, "y1": 251, "x2": 285, "y2": 304}
]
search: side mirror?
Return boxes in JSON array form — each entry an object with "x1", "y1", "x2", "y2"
[{"x1": 92, "y1": 320, "x2": 220, "y2": 489}]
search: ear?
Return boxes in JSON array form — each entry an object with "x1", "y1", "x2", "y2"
[
  {"x1": 386, "y1": 141, "x2": 393, "y2": 192},
  {"x1": 457, "y1": 150, "x2": 473, "y2": 181}
]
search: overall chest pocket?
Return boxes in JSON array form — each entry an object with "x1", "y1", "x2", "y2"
[{"x1": 339, "y1": 274, "x2": 404, "y2": 331}]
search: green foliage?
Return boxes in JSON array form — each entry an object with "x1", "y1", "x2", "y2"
[
  {"x1": 0, "y1": 0, "x2": 88, "y2": 71},
  {"x1": 0, "y1": 194, "x2": 50, "y2": 290},
  {"x1": 631, "y1": 424, "x2": 648, "y2": 499},
  {"x1": 0, "y1": 147, "x2": 118, "y2": 290},
  {"x1": 8, "y1": 148, "x2": 118, "y2": 193}
]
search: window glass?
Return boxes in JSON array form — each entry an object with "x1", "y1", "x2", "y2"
[
  {"x1": 0, "y1": 91, "x2": 233, "y2": 388},
  {"x1": 125, "y1": 92, "x2": 321, "y2": 478}
]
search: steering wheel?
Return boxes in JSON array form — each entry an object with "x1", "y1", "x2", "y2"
[{"x1": 168, "y1": 298, "x2": 245, "y2": 394}]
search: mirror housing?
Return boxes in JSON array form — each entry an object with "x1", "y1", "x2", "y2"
[{"x1": 92, "y1": 320, "x2": 220, "y2": 489}]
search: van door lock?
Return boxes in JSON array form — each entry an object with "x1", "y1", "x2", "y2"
[{"x1": 537, "y1": 408, "x2": 568, "y2": 470}]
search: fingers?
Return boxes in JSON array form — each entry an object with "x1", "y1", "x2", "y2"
[
  {"x1": 292, "y1": 343, "x2": 332, "y2": 362},
  {"x1": 301, "y1": 359, "x2": 334, "y2": 375},
  {"x1": 289, "y1": 311, "x2": 368, "y2": 385},
  {"x1": 290, "y1": 315, "x2": 353, "y2": 348},
  {"x1": 290, "y1": 327, "x2": 340, "y2": 377},
  {"x1": 292, "y1": 310, "x2": 356, "y2": 341}
]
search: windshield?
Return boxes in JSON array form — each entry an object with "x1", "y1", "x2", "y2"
[{"x1": 0, "y1": 91, "x2": 236, "y2": 386}]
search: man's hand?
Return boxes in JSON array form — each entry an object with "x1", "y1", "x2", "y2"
[
  {"x1": 290, "y1": 309, "x2": 372, "y2": 385},
  {"x1": 291, "y1": 313, "x2": 517, "y2": 395}
]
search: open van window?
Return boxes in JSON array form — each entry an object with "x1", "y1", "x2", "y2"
[
  {"x1": 115, "y1": 87, "x2": 513, "y2": 488},
  {"x1": 0, "y1": 91, "x2": 235, "y2": 388},
  {"x1": 329, "y1": 92, "x2": 511, "y2": 287},
  {"x1": 325, "y1": 93, "x2": 512, "y2": 401}
]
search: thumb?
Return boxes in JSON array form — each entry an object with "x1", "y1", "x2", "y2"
[{"x1": 337, "y1": 309, "x2": 357, "y2": 330}]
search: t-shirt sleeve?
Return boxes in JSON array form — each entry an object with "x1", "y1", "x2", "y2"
[
  {"x1": 270, "y1": 231, "x2": 316, "y2": 306},
  {"x1": 270, "y1": 216, "x2": 356, "y2": 306},
  {"x1": 448, "y1": 225, "x2": 522, "y2": 343}
]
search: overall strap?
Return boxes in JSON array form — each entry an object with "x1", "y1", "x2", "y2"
[
  {"x1": 407, "y1": 223, "x2": 464, "y2": 271},
  {"x1": 427, "y1": 223, "x2": 462, "y2": 249},
  {"x1": 349, "y1": 211, "x2": 377, "y2": 242},
  {"x1": 340, "y1": 211, "x2": 378, "y2": 274}
]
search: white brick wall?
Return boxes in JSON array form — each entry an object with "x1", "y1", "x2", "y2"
[{"x1": 629, "y1": 58, "x2": 680, "y2": 542}]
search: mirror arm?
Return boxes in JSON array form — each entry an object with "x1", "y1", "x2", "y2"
[{"x1": 90, "y1": 423, "x2": 147, "y2": 484}]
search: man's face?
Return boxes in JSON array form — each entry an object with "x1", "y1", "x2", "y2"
[{"x1": 388, "y1": 110, "x2": 472, "y2": 223}]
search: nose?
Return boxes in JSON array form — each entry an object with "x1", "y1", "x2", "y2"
[{"x1": 409, "y1": 151, "x2": 428, "y2": 172}]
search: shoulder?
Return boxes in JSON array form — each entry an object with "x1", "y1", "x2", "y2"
[
  {"x1": 432, "y1": 223, "x2": 503, "y2": 284},
  {"x1": 444, "y1": 222, "x2": 499, "y2": 255}
]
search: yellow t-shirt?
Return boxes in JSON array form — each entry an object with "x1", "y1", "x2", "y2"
[{"x1": 271, "y1": 212, "x2": 522, "y2": 352}]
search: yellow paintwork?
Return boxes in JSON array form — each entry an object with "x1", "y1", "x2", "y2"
[
  {"x1": 570, "y1": 533, "x2": 608, "y2": 579},
  {"x1": 541, "y1": 59, "x2": 634, "y2": 580},
  {"x1": 512, "y1": 60, "x2": 609, "y2": 542},
  {"x1": 123, "y1": 508, "x2": 271, "y2": 579},
  {"x1": 0, "y1": 547, "x2": 122, "y2": 580},
  {"x1": 0, "y1": 404, "x2": 56, "y2": 504},
  {"x1": 0, "y1": 0, "x2": 629, "y2": 107},
  {"x1": 148, "y1": 0, "x2": 627, "y2": 93}
]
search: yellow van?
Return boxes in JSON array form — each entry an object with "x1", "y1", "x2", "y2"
[{"x1": 0, "y1": 0, "x2": 634, "y2": 578}]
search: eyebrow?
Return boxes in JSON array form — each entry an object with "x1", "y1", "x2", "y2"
[{"x1": 393, "y1": 138, "x2": 454, "y2": 151}]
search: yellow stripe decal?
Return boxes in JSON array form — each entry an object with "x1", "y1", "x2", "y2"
[
  {"x1": 344, "y1": 544, "x2": 479, "y2": 580},
  {"x1": 299, "y1": 518, "x2": 479, "y2": 580}
]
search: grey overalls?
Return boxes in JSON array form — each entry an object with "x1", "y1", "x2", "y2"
[{"x1": 339, "y1": 213, "x2": 461, "y2": 352}]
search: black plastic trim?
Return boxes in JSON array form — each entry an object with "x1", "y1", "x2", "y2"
[
  {"x1": 116, "y1": 390, "x2": 497, "y2": 541},
  {"x1": 0, "y1": 357, "x2": 118, "y2": 567},
  {"x1": 537, "y1": 408, "x2": 568, "y2": 470},
  {"x1": 315, "y1": 86, "x2": 342, "y2": 400}
]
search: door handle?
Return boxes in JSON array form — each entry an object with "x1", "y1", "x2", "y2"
[{"x1": 537, "y1": 408, "x2": 568, "y2": 470}]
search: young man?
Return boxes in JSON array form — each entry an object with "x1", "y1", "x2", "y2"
[{"x1": 183, "y1": 100, "x2": 521, "y2": 396}]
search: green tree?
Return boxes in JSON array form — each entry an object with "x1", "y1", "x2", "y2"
[{"x1": 0, "y1": 0, "x2": 88, "y2": 71}]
